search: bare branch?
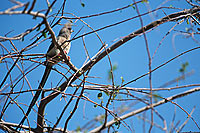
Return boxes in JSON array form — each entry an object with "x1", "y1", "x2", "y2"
[{"x1": 90, "y1": 87, "x2": 200, "y2": 132}]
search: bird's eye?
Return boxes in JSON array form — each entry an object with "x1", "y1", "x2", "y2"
[{"x1": 68, "y1": 28, "x2": 72, "y2": 31}]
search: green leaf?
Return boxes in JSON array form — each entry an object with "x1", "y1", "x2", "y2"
[
  {"x1": 104, "y1": 91, "x2": 109, "y2": 96},
  {"x1": 130, "y1": 4, "x2": 135, "y2": 10},
  {"x1": 142, "y1": 0, "x2": 149, "y2": 3},
  {"x1": 185, "y1": 62, "x2": 189, "y2": 66},
  {"x1": 78, "y1": 71, "x2": 82, "y2": 75},
  {"x1": 114, "y1": 120, "x2": 121, "y2": 129},
  {"x1": 186, "y1": 18, "x2": 189, "y2": 24},
  {"x1": 179, "y1": 62, "x2": 189, "y2": 73},
  {"x1": 100, "y1": 100, "x2": 104, "y2": 106},
  {"x1": 108, "y1": 71, "x2": 112, "y2": 81},
  {"x1": 129, "y1": 4, "x2": 133, "y2": 7},
  {"x1": 75, "y1": 126, "x2": 81, "y2": 132},
  {"x1": 179, "y1": 68, "x2": 184, "y2": 73},
  {"x1": 108, "y1": 63, "x2": 118, "y2": 81},
  {"x1": 97, "y1": 92, "x2": 102, "y2": 99},
  {"x1": 113, "y1": 93, "x2": 117, "y2": 100},
  {"x1": 112, "y1": 64, "x2": 118, "y2": 71},
  {"x1": 81, "y1": 2, "x2": 85, "y2": 7},
  {"x1": 42, "y1": 31, "x2": 47, "y2": 38},
  {"x1": 120, "y1": 76, "x2": 124, "y2": 84},
  {"x1": 48, "y1": 3, "x2": 52, "y2": 12}
]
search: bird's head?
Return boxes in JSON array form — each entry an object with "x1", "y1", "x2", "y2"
[{"x1": 59, "y1": 22, "x2": 73, "y2": 38}]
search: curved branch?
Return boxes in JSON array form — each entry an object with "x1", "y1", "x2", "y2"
[{"x1": 37, "y1": 7, "x2": 200, "y2": 131}]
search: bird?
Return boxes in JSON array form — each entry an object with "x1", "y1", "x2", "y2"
[{"x1": 16, "y1": 22, "x2": 73, "y2": 130}]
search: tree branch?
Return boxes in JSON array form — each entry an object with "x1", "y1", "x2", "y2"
[
  {"x1": 90, "y1": 87, "x2": 200, "y2": 132},
  {"x1": 36, "y1": 7, "x2": 200, "y2": 132}
]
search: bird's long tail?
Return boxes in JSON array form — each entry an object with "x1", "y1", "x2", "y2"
[{"x1": 16, "y1": 64, "x2": 52, "y2": 130}]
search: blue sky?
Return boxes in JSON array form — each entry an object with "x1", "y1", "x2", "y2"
[{"x1": 0, "y1": 0, "x2": 200, "y2": 132}]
